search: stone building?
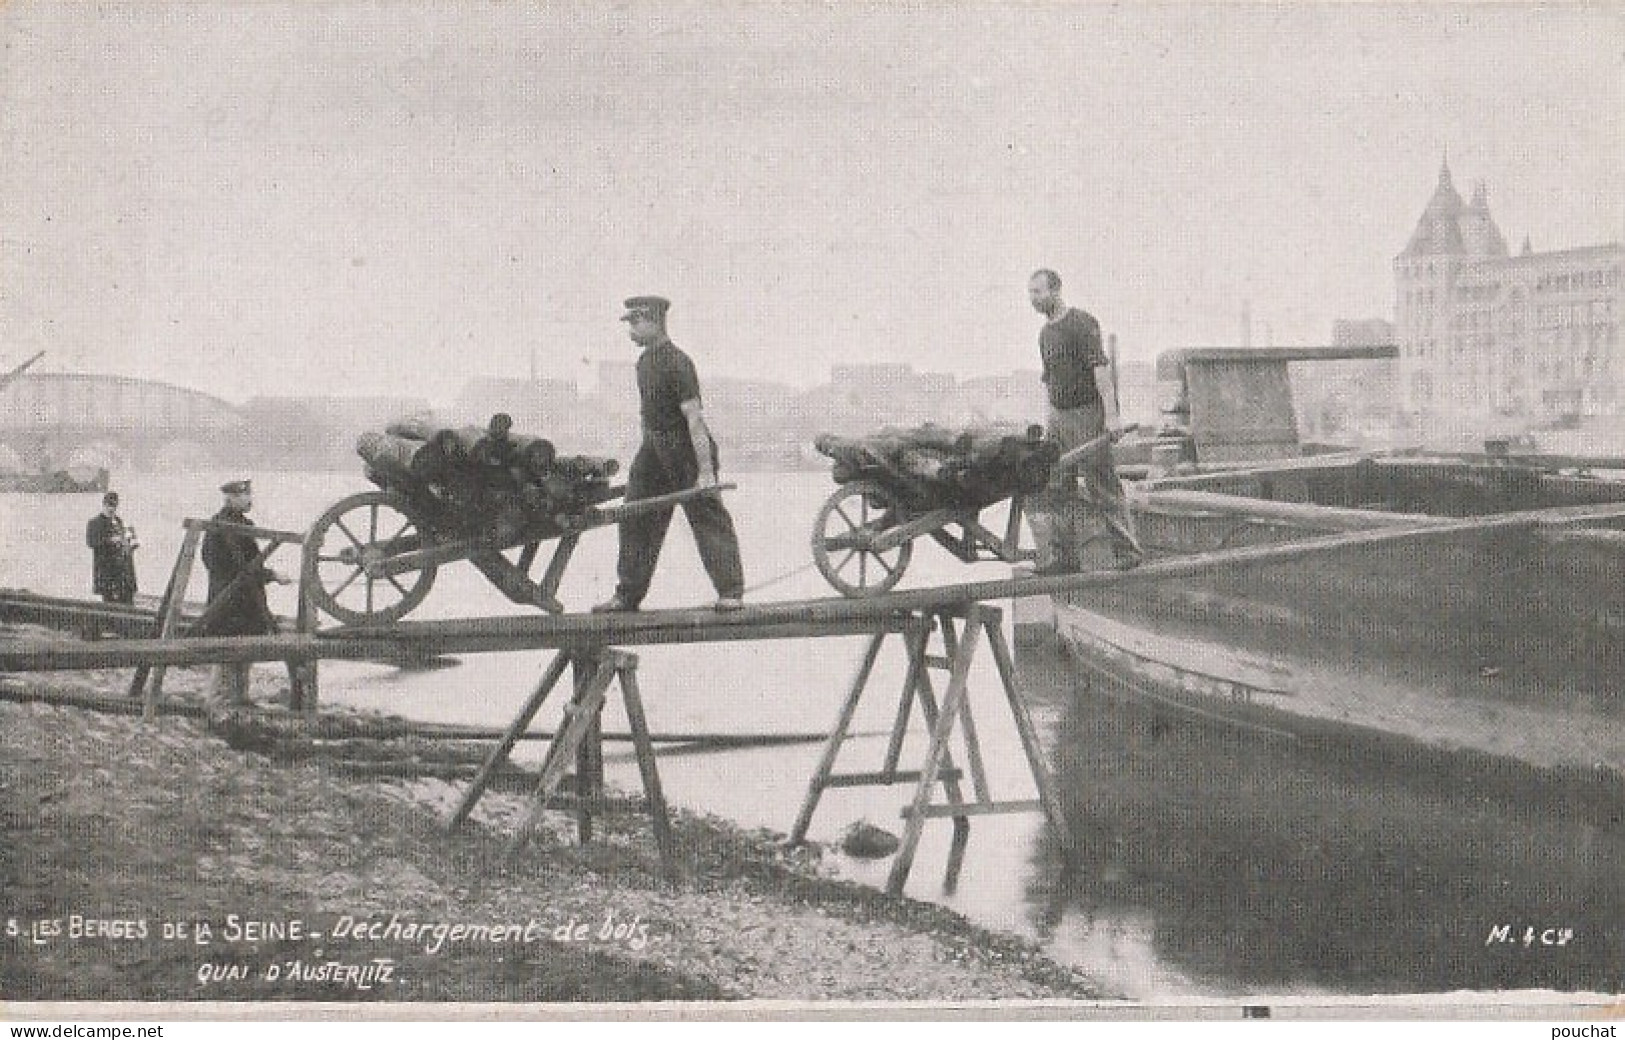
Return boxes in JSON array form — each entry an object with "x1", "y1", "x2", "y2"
[{"x1": 1394, "y1": 160, "x2": 1623, "y2": 439}]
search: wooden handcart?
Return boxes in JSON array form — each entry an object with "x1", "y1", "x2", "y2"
[
  {"x1": 811, "y1": 479, "x2": 1040, "y2": 598},
  {"x1": 810, "y1": 425, "x2": 1127, "y2": 597},
  {"x1": 303, "y1": 480, "x2": 730, "y2": 625}
]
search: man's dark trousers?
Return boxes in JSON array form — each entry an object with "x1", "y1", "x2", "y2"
[{"x1": 615, "y1": 430, "x2": 744, "y2": 607}]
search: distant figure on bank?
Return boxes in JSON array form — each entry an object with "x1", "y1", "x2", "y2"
[
  {"x1": 593, "y1": 295, "x2": 746, "y2": 613},
  {"x1": 201, "y1": 479, "x2": 292, "y2": 705},
  {"x1": 85, "y1": 491, "x2": 138, "y2": 604},
  {"x1": 1027, "y1": 268, "x2": 1142, "y2": 574}
]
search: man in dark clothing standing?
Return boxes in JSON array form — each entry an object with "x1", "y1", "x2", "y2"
[
  {"x1": 86, "y1": 491, "x2": 137, "y2": 604},
  {"x1": 1028, "y1": 268, "x2": 1141, "y2": 573},
  {"x1": 593, "y1": 296, "x2": 745, "y2": 613},
  {"x1": 201, "y1": 479, "x2": 291, "y2": 704}
]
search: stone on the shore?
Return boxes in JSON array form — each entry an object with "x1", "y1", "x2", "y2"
[{"x1": 841, "y1": 819, "x2": 900, "y2": 859}]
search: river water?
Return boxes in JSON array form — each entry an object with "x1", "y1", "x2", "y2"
[{"x1": 3, "y1": 470, "x2": 1620, "y2": 1000}]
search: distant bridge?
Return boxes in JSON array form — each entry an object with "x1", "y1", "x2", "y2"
[{"x1": 0, "y1": 372, "x2": 245, "y2": 471}]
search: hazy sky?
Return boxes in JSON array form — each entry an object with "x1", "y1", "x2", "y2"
[{"x1": 1, "y1": 2, "x2": 1620, "y2": 405}]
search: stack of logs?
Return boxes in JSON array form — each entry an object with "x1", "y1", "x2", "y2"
[
  {"x1": 356, "y1": 413, "x2": 619, "y2": 534},
  {"x1": 814, "y1": 422, "x2": 1060, "y2": 509}
]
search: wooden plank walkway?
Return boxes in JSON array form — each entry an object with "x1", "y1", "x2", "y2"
[{"x1": 5, "y1": 496, "x2": 1625, "y2": 674}]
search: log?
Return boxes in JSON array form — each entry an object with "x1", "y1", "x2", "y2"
[
  {"x1": 817, "y1": 423, "x2": 1059, "y2": 507},
  {"x1": 384, "y1": 415, "x2": 439, "y2": 441},
  {"x1": 1141, "y1": 488, "x2": 1436, "y2": 531},
  {"x1": 356, "y1": 431, "x2": 433, "y2": 486},
  {"x1": 897, "y1": 447, "x2": 957, "y2": 483},
  {"x1": 468, "y1": 414, "x2": 522, "y2": 470},
  {"x1": 514, "y1": 435, "x2": 557, "y2": 478},
  {"x1": 352, "y1": 415, "x2": 623, "y2": 538},
  {"x1": 429, "y1": 425, "x2": 489, "y2": 465},
  {"x1": 811, "y1": 433, "x2": 871, "y2": 460},
  {"x1": 553, "y1": 455, "x2": 619, "y2": 482},
  {"x1": 400, "y1": 427, "x2": 483, "y2": 484},
  {"x1": 956, "y1": 423, "x2": 1047, "y2": 463}
]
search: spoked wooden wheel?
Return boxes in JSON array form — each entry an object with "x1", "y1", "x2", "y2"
[
  {"x1": 811, "y1": 480, "x2": 913, "y2": 597},
  {"x1": 303, "y1": 491, "x2": 437, "y2": 625}
]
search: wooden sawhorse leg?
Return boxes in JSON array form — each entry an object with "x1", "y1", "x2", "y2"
[
  {"x1": 789, "y1": 614, "x2": 975, "y2": 892},
  {"x1": 791, "y1": 606, "x2": 1073, "y2": 897},
  {"x1": 445, "y1": 651, "x2": 572, "y2": 831},
  {"x1": 130, "y1": 526, "x2": 202, "y2": 718},
  {"x1": 446, "y1": 648, "x2": 679, "y2": 884},
  {"x1": 888, "y1": 604, "x2": 1072, "y2": 895}
]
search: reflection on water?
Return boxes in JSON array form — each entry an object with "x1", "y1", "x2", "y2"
[{"x1": 1023, "y1": 639, "x2": 1624, "y2": 996}]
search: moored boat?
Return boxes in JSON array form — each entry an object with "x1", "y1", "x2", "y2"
[
  {"x1": 0, "y1": 465, "x2": 111, "y2": 494},
  {"x1": 0, "y1": 352, "x2": 111, "y2": 493},
  {"x1": 1028, "y1": 345, "x2": 1625, "y2": 783}
]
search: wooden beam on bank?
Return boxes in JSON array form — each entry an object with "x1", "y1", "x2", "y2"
[
  {"x1": 0, "y1": 616, "x2": 924, "y2": 671},
  {"x1": 0, "y1": 592, "x2": 161, "y2": 638}
]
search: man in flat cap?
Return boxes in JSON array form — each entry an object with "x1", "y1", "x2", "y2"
[
  {"x1": 1027, "y1": 268, "x2": 1142, "y2": 573},
  {"x1": 201, "y1": 479, "x2": 293, "y2": 705},
  {"x1": 594, "y1": 296, "x2": 746, "y2": 613},
  {"x1": 85, "y1": 491, "x2": 137, "y2": 605}
]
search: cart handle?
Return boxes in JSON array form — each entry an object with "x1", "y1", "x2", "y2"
[
  {"x1": 584, "y1": 482, "x2": 737, "y2": 526},
  {"x1": 1056, "y1": 423, "x2": 1141, "y2": 470}
]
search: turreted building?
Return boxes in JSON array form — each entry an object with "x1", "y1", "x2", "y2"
[{"x1": 1394, "y1": 159, "x2": 1622, "y2": 439}]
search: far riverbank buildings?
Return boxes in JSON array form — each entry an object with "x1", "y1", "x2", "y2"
[{"x1": 1395, "y1": 160, "x2": 1623, "y2": 437}]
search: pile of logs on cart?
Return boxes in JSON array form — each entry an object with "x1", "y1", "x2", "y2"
[
  {"x1": 355, "y1": 414, "x2": 620, "y2": 538},
  {"x1": 814, "y1": 422, "x2": 1060, "y2": 509}
]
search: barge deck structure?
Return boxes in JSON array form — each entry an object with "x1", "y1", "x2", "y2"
[{"x1": 1026, "y1": 344, "x2": 1625, "y2": 787}]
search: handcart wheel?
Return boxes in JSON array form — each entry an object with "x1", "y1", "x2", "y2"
[
  {"x1": 811, "y1": 480, "x2": 913, "y2": 597},
  {"x1": 303, "y1": 490, "x2": 437, "y2": 625}
]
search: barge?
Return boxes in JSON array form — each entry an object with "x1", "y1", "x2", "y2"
[{"x1": 1029, "y1": 345, "x2": 1625, "y2": 782}]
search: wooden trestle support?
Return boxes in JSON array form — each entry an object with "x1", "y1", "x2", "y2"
[
  {"x1": 127, "y1": 517, "x2": 317, "y2": 721},
  {"x1": 790, "y1": 603, "x2": 1074, "y2": 895},
  {"x1": 444, "y1": 647, "x2": 680, "y2": 884}
]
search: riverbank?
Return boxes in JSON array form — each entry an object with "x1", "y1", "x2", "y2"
[{"x1": 0, "y1": 663, "x2": 1109, "y2": 1004}]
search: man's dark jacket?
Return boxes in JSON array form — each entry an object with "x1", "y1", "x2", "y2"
[
  {"x1": 200, "y1": 507, "x2": 275, "y2": 636},
  {"x1": 85, "y1": 513, "x2": 136, "y2": 601}
]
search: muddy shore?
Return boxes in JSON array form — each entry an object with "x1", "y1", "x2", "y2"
[{"x1": 0, "y1": 662, "x2": 1109, "y2": 1005}]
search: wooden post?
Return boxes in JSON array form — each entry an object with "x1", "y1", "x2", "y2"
[
  {"x1": 509, "y1": 659, "x2": 616, "y2": 854},
  {"x1": 789, "y1": 630, "x2": 889, "y2": 846},
  {"x1": 933, "y1": 612, "x2": 992, "y2": 804},
  {"x1": 533, "y1": 534, "x2": 579, "y2": 614},
  {"x1": 572, "y1": 653, "x2": 603, "y2": 844},
  {"x1": 616, "y1": 658, "x2": 680, "y2": 883},
  {"x1": 905, "y1": 613, "x2": 974, "y2": 891},
  {"x1": 887, "y1": 609, "x2": 983, "y2": 894},
  {"x1": 880, "y1": 625, "x2": 924, "y2": 774},
  {"x1": 983, "y1": 612, "x2": 1075, "y2": 853},
  {"x1": 1003, "y1": 494, "x2": 1032, "y2": 563},
  {"x1": 138, "y1": 526, "x2": 202, "y2": 719},
  {"x1": 128, "y1": 525, "x2": 197, "y2": 702},
  {"x1": 288, "y1": 573, "x2": 318, "y2": 715},
  {"x1": 788, "y1": 605, "x2": 1062, "y2": 896},
  {"x1": 480, "y1": 649, "x2": 680, "y2": 882}
]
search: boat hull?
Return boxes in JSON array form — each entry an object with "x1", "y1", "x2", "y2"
[{"x1": 1033, "y1": 459, "x2": 1625, "y2": 782}]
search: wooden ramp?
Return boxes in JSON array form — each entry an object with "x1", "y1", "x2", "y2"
[
  {"x1": 9, "y1": 496, "x2": 1625, "y2": 892},
  {"x1": 9, "y1": 496, "x2": 1625, "y2": 675}
]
